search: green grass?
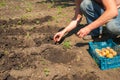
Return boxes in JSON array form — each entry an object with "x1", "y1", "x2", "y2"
[
  {"x1": 4, "y1": 50, "x2": 9, "y2": 55},
  {"x1": 26, "y1": 7, "x2": 32, "y2": 12},
  {"x1": 47, "y1": 3, "x2": 53, "y2": 8},
  {"x1": 17, "y1": 20, "x2": 22, "y2": 25},
  {"x1": 56, "y1": 6, "x2": 62, "y2": 15},
  {"x1": 14, "y1": 5, "x2": 21, "y2": 10},
  {"x1": 62, "y1": 41, "x2": 71, "y2": 49},
  {"x1": 0, "y1": 1, "x2": 6, "y2": 8},
  {"x1": 44, "y1": 68, "x2": 50, "y2": 76},
  {"x1": 26, "y1": 32, "x2": 31, "y2": 38},
  {"x1": 25, "y1": 2, "x2": 33, "y2": 12},
  {"x1": 21, "y1": 14, "x2": 32, "y2": 20}
]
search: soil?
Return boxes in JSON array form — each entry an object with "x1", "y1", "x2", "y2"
[{"x1": 0, "y1": 0, "x2": 120, "y2": 80}]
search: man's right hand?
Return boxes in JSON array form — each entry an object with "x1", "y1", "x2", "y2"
[{"x1": 53, "y1": 31, "x2": 65, "y2": 42}]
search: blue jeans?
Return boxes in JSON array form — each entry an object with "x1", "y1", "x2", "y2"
[{"x1": 80, "y1": 0, "x2": 120, "y2": 36}]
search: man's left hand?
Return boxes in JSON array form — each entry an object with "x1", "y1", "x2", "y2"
[{"x1": 77, "y1": 27, "x2": 91, "y2": 38}]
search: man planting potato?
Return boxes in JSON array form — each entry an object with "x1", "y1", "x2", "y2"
[{"x1": 54, "y1": 0, "x2": 120, "y2": 42}]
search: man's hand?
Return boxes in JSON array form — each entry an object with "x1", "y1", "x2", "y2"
[
  {"x1": 53, "y1": 31, "x2": 65, "y2": 42},
  {"x1": 77, "y1": 27, "x2": 91, "y2": 38}
]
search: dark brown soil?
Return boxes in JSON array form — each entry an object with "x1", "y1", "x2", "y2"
[{"x1": 0, "y1": 0, "x2": 120, "y2": 80}]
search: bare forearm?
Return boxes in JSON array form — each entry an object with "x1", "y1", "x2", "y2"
[
  {"x1": 87, "y1": 10, "x2": 118, "y2": 31},
  {"x1": 62, "y1": 20, "x2": 78, "y2": 33},
  {"x1": 87, "y1": 0, "x2": 118, "y2": 31},
  {"x1": 63, "y1": 0, "x2": 82, "y2": 33}
]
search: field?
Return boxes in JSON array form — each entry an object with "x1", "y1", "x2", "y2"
[{"x1": 0, "y1": 0, "x2": 120, "y2": 80}]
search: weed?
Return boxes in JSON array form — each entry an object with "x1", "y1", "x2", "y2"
[
  {"x1": 0, "y1": 25, "x2": 6, "y2": 29},
  {"x1": 44, "y1": 68, "x2": 50, "y2": 76},
  {"x1": 21, "y1": 15, "x2": 28, "y2": 20},
  {"x1": 56, "y1": 6, "x2": 62, "y2": 15},
  {"x1": 41, "y1": 60, "x2": 46, "y2": 65},
  {"x1": 0, "y1": 1, "x2": 6, "y2": 8},
  {"x1": 21, "y1": 14, "x2": 32, "y2": 20},
  {"x1": 14, "y1": 6, "x2": 21, "y2": 10},
  {"x1": 52, "y1": 15, "x2": 60, "y2": 23},
  {"x1": 26, "y1": 32, "x2": 31, "y2": 38},
  {"x1": 14, "y1": 63, "x2": 25, "y2": 70},
  {"x1": 51, "y1": 0, "x2": 55, "y2": 3},
  {"x1": 66, "y1": 18, "x2": 71, "y2": 23},
  {"x1": 47, "y1": 3, "x2": 53, "y2": 8},
  {"x1": 62, "y1": 41, "x2": 71, "y2": 49},
  {"x1": 35, "y1": 20, "x2": 40, "y2": 24},
  {"x1": 52, "y1": 15, "x2": 57, "y2": 20},
  {"x1": 4, "y1": 50, "x2": 9, "y2": 55},
  {"x1": 26, "y1": 7, "x2": 32, "y2": 12},
  {"x1": 25, "y1": 2, "x2": 33, "y2": 12},
  {"x1": 17, "y1": 20, "x2": 22, "y2": 25},
  {"x1": 40, "y1": 58, "x2": 46, "y2": 65},
  {"x1": 62, "y1": 13, "x2": 67, "y2": 17},
  {"x1": 28, "y1": 26, "x2": 35, "y2": 31}
]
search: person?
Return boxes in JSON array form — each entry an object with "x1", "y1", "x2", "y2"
[{"x1": 53, "y1": 0, "x2": 120, "y2": 42}]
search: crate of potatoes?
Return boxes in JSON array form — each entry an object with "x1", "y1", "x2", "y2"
[{"x1": 89, "y1": 39, "x2": 120, "y2": 70}]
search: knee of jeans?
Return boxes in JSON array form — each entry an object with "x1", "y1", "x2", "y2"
[
  {"x1": 80, "y1": 0, "x2": 92, "y2": 12},
  {"x1": 106, "y1": 21, "x2": 120, "y2": 35}
]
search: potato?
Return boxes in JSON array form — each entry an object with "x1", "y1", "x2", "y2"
[
  {"x1": 101, "y1": 48, "x2": 106, "y2": 52},
  {"x1": 104, "y1": 49, "x2": 110, "y2": 55},
  {"x1": 95, "y1": 49, "x2": 101, "y2": 53},
  {"x1": 112, "y1": 51, "x2": 117, "y2": 56},
  {"x1": 99, "y1": 52, "x2": 104, "y2": 57},
  {"x1": 95, "y1": 49, "x2": 103, "y2": 57},
  {"x1": 109, "y1": 49, "x2": 114, "y2": 53},
  {"x1": 108, "y1": 48, "x2": 117, "y2": 56},
  {"x1": 106, "y1": 53, "x2": 113, "y2": 58}
]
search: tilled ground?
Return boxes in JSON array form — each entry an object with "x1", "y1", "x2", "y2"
[{"x1": 0, "y1": 0, "x2": 120, "y2": 80}]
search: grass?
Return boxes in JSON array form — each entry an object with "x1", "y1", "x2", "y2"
[
  {"x1": 28, "y1": 26, "x2": 35, "y2": 31},
  {"x1": 56, "y1": 6, "x2": 62, "y2": 15},
  {"x1": 14, "y1": 5, "x2": 21, "y2": 10},
  {"x1": 0, "y1": 1, "x2": 6, "y2": 8},
  {"x1": 26, "y1": 7, "x2": 32, "y2": 12},
  {"x1": 26, "y1": 32, "x2": 31, "y2": 38},
  {"x1": 44, "y1": 68, "x2": 50, "y2": 76},
  {"x1": 0, "y1": 25, "x2": 6, "y2": 29},
  {"x1": 21, "y1": 14, "x2": 32, "y2": 20},
  {"x1": 47, "y1": 3, "x2": 53, "y2": 8},
  {"x1": 62, "y1": 41, "x2": 71, "y2": 49},
  {"x1": 17, "y1": 20, "x2": 22, "y2": 25},
  {"x1": 25, "y1": 2, "x2": 33, "y2": 12},
  {"x1": 4, "y1": 50, "x2": 9, "y2": 55}
]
